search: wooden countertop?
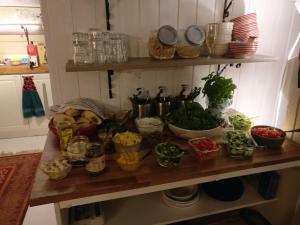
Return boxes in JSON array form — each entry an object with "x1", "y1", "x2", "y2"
[
  {"x1": 0, "y1": 64, "x2": 49, "y2": 75},
  {"x1": 30, "y1": 132, "x2": 300, "y2": 207}
]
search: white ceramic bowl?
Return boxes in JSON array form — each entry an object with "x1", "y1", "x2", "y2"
[
  {"x1": 135, "y1": 117, "x2": 164, "y2": 135},
  {"x1": 168, "y1": 123, "x2": 224, "y2": 139},
  {"x1": 215, "y1": 37, "x2": 232, "y2": 44},
  {"x1": 218, "y1": 22, "x2": 234, "y2": 30},
  {"x1": 213, "y1": 43, "x2": 229, "y2": 56}
]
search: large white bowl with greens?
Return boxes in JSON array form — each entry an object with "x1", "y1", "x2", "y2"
[
  {"x1": 168, "y1": 123, "x2": 224, "y2": 139},
  {"x1": 167, "y1": 101, "x2": 225, "y2": 139}
]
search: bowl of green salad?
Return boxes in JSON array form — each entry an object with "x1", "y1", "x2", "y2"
[
  {"x1": 228, "y1": 114, "x2": 252, "y2": 131},
  {"x1": 167, "y1": 102, "x2": 223, "y2": 139},
  {"x1": 155, "y1": 142, "x2": 184, "y2": 168}
]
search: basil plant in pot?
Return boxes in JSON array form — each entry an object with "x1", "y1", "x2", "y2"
[{"x1": 202, "y1": 72, "x2": 237, "y2": 119}]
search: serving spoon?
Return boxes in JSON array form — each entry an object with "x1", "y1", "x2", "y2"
[{"x1": 284, "y1": 128, "x2": 300, "y2": 133}]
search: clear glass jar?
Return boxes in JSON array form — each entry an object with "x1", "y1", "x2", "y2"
[
  {"x1": 72, "y1": 32, "x2": 92, "y2": 64},
  {"x1": 148, "y1": 30, "x2": 176, "y2": 60},
  {"x1": 176, "y1": 29, "x2": 201, "y2": 59},
  {"x1": 85, "y1": 142, "x2": 105, "y2": 174},
  {"x1": 67, "y1": 135, "x2": 89, "y2": 164}
]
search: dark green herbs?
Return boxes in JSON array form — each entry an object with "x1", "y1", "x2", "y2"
[
  {"x1": 167, "y1": 102, "x2": 219, "y2": 130},
  {"x1": 156, "y1": 143, "x2": 183, "y2": 157},
  {"x1": 202, "y1": 72, "x2": 236, "y2": 107},
  {"x1": 155, "y1": 142, "x2": 184, "y2": 167}
]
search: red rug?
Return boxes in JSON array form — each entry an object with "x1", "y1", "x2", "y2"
[{"x1": 0, "y1": 153, "x2": 41, "y2": 225}]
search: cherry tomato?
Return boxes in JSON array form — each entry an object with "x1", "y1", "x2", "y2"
[{"x1": 252, "y1": 127, "x2": 284, "y2": 139}]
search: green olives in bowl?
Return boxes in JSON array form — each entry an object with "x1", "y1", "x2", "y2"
[{"x1": 154, "y1": 142, "x2": 184, "y2": 168}]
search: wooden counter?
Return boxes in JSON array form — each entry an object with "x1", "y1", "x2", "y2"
[
  {"x1": 30, "y1": 132, "x2": 300, "y2": 208},
  {"x1": 0, "y1": 64, "x2": 49, "y2": 75}
]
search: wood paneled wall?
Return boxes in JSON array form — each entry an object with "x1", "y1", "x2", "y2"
[{"x1": 41, "y1": 0, "x2": 297, "y2": 126}]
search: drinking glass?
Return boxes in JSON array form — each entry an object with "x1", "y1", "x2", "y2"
[
  {"x1": 72, "y1": 32, "x2": 92, "y2": 64},
  {"x1": 206, "y1": 23, "x2": 218, "y2": 57}
]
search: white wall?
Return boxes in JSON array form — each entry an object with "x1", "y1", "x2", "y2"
[{"x1": 41, "y1": 0, "x2": 297, "y2": 126}]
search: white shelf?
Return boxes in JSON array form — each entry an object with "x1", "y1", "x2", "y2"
[{"x1": 103, "y1": 183, "x2": 276, "y2": 225}]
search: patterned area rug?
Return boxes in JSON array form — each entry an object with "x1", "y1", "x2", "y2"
[{"x1": 0, "y1": 153, "x2": 41, "y2": 225}]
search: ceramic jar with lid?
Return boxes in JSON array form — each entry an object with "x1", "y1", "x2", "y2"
[
  {"x1": 148, "y1": 25, "x2": 177, "y2": 60},
  {"x1": 85, "y1": 142, "x2": 106, "y2": 174},
  {"x1": 176, "y1": 25, "x2": 205, "y2": 59}
]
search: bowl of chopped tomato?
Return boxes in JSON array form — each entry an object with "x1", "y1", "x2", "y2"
[
  {"x1": 251, "y1": 125, "x2": 286, "y2": 149},
  {"x1": 188, "y1": 137, "x2": 221, "y2": 160}
]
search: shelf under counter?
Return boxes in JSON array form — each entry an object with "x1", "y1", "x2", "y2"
[
  {"x1": 65, "y1": 55, "x2": 278, "y2": 72},
  {"x1": 103, "y1": 183, "x2": 275, "y2": 225},
  {"x1": 30, "y1": 132, "x2": 300, "y2": 208}
]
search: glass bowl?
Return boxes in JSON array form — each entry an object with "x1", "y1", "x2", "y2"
[
  {"x1": 224, "y1": 130, "x2": 255, "y2": 159},
  {"x1": 40, "y1": 159, "x2": 72, "y2": 180},
  {"x1": 116, "y1": 150, "x2": 141, "y2": 172},
  {"x1": 154, "y1": 142, "x2": 184, "y2": 168},
  {"x1": 112, "y1": 131, "x2": 142, "y2": 153}
]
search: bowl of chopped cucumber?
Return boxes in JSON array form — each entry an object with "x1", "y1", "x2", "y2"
[{"x1": 224, "y1": 130, "x2": 256, "y2": 158}]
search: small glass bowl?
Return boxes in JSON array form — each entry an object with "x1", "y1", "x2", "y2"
[
  {"x1": 112, "y1": 132, "x2": 142, "y2": 153},
  {"x1": 154, "y1": 142, "x2": 184, "y2": 168},
  {"x1": 188, "y1": 138, "x2": 220, "y2": 161},
  {"x1": 40, "y1": 159, "x2": 72, "y2": 180},
  {"x1": 116, "y1": 151, "x2": 141, "y2": 172},
  {"x1": 224, "y1": 130, "x2": 255, "y2": 159}
]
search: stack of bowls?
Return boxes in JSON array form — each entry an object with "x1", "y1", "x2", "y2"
[
  {"x1": 162, "y1": 185, "x2": 199, "y2": 208},
  {"x1": 213, "y1": 22, "x2": 233, "y2": 56},
  {"x1": 229, "y1": 39, "x2": 258, "y2": 58},
  {"x1": 231, "y1": 13, "x2": 259, "y2": 41},
  {"x1": 229, "y1": 13, "x2": 259, "y2": 58}
]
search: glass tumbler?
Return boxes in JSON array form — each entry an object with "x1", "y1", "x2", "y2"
[
  {"x1": 95, "y1": 33, "x2": 106, "y2": 64},
  {"x1": 73, "y1": 32, "x2": 92, "y2": 64},
  {"x1": 106, "y1": 33, "x2": 128, "y2": 63}
]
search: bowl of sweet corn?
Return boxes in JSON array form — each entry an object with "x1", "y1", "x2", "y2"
[
  {"x1": 116, "y1": 150, "x2": 141, "y2": 172},
  {"x1": 113, "y1": 131, "x2": 142, "y2": 153}
]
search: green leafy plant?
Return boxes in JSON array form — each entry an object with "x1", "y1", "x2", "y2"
[
  {"x1": 202, "y1": 72, "x2": 237, "y2": 108},
  {"x1": 167, "y1": 102, "x2": 219, "y2": 130}
]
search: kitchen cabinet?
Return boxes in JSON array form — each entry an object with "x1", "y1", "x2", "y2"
[
  {"x1": 0, "y1": 73, "x2": 53, "y2": 138},
  {"x1": 0, "y1": 75, "x2": 29, "y2": 137}
]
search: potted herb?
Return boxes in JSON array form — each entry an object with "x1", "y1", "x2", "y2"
[{"x1": 202, "y1": 72, "x2": 236, "y2": 118}]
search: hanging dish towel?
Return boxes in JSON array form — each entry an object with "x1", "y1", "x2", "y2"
[{"x1": 22, "y1": 76, "x2": 45, "y2": 118}]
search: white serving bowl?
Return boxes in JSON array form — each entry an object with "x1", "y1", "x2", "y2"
[
  {"x1": 215, "y1": 37, "x2": 232, "y2": 44},
  {"x1": 168, "y1": 123, "x2": 224, "y2": 139},
  {"x1": 212, "y1": 43, "x2": 229, "y2": 56}
]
